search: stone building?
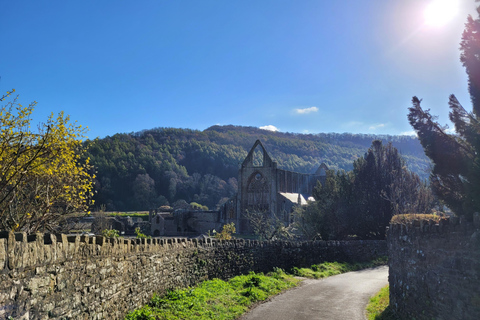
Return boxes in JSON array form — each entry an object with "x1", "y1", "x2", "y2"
[
  {"x1": 149, "y1": 140, "x2": 328, "y2": 236},
  {"x1": 221, "y1": 140, "x2": 328, "y2": 233},
  {"x1": 150, "y1": 209, "x2": 222, "y2": 237}
]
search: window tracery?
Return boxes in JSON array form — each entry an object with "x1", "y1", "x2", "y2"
[{"x1": 247, "y1": 172, "x2": 269, "y2": 211}]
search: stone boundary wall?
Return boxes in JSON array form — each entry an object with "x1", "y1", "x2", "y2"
[
  {"x1": 387, "y1": 217, "x2": 480, "y2": 320},
  {"x1": 0, "y1": 231, "x2": 386, "y2": 320}
]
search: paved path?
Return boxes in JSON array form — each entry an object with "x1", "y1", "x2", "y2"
[{"x1": 239, "y1": 266, "x2": 388, "y2": 320}]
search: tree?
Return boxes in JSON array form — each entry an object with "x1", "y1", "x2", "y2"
[
  {"x1": 133, "y1": 173, "x2": 156, "y2": 210},
  {"x1": 243, "y1": 210, "x2": 294, "y2": 240},
  {"x1": 408, "y1": 4, "x2": 480, "y2": 220},
  {"x1": 296, "y1": 140, "x2": 433, "y2": 240},
  {"x1": 308, "y1": 170, "x2": 353, "y2": 240},
  {"x1": 293, "y1": 202, "x2": 323, "y2": 240},
  {"x1": 352, "y1": 140, "x2": 433, "y2": 238},
  {"x1": 0, "y1": 90, "x2": 94, "y2": 232}
]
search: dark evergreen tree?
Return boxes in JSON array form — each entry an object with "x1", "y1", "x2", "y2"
[
  {"x1": 408, "y1": 4, "x2": 480, "y2": 220},
  {"x1": 311, "y1": 170, "x2": 353, "y2": 240},
  {"x1": 352, "y1": 141, "x2": 400, "y2": 239},
  {"x1": 352, "y1": 140, "x2": 433, "y2": 239},
  {"x1": 298, "y1": 140, "x2": 434, "y2": 240}
]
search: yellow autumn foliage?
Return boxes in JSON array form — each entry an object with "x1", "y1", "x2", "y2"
[
  {"x1": 214, "y1": 222, "x2": 236, "y2": 240},
  {"x1": 0, "y1": 90, "x2": 94, "y2": 232}
]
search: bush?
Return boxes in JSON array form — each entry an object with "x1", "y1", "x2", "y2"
[
  {"x1": 102, "y1": 229, "x2": 119, "y2": 238},
  {"x1": 390, "y1": 214, "x2": 442, "y2": 225},
  {"x1": 190, "y1": 202, "x2": 208, "y2": 211},
  {"x1": 124, "y1": 306, "x2": 156, "y2": 320},
  {"x1": 135, "y1": 227, "x2": 151, "y2": 239},
  {"x1": 214, "y1": 222, "x2": 236, "y2": 240}
]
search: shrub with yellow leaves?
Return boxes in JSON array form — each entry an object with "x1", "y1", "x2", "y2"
[
  {"x1": 0, "y1": 90, "x2": 94, "y2": 232},
  {"x1": 214, "y1": 222, "x2": 236, "y2": 240}
]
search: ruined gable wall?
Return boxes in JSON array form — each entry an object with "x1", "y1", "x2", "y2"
[
  {"x1": 276, "y1": 169, "x2": 313, "y2": 194},
  {"x1": 388, "y1": 218, "x2": 480, "y2": 320},
  {"x1": 237, "y1": 163, "x2": 278, "y2": 232},
  {"x1": 0, "y1": 231, "x2": 386, "y2": 320}
]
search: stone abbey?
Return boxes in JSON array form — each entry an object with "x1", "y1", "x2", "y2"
[
  {"x1": 221, "y1": 140, "x2": 328, "y2": 233},
  {"x1": 150, "y1": 140, "x2": 328, "y2": 235}
]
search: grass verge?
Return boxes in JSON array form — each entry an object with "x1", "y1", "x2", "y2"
[
  {"x1": 290, "y1": 257, "x2": 387, "y2": 279},
  {"x1": 107, "y1": 212, "x2": 150, "y2": 221},
  {"x1": 125, "y1": 258, "x2": 387, "y2": 320},
  {"x1": 365, "y1": 285, "x2": 398, "y2": 320},
  {"x1": 125, "y1": 268, "x2": 298, "y2": 320}
]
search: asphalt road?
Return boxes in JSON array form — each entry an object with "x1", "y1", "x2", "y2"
[{"x1": 239, "y1": 266, "x2": 389, "y2": 320}]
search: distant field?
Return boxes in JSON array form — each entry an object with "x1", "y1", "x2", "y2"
[
  {"x1": 106, "y1": 211, "x2": 149, "y2": 216},
  {"x1": 105, "y1": 211, "x2": 150, "y2": 221}
]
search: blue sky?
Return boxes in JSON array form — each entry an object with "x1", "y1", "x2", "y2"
[{"x1": 0, "y1": 0, "x2": 477, "y2": 139}]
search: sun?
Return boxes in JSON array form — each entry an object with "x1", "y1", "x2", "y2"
[{"x1": 424, "y1": 0, "x2": 459, "y2": 27}]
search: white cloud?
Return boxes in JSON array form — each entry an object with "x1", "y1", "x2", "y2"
[
  {"x1": 368, "y1": 123, "x2": 386, "y2": 130},
  {"x1": 259, "y1": 125, "x2": 279, "y2": 132},
  {"x1": 400, "y1": 130, "x2": 416, "y2": 136},
  {"x1": 402, "y1": 127, "x2": 454, "y2": 136},
  {"x1": 294, "y1": 106, "x2": 318, "y2": 114}
]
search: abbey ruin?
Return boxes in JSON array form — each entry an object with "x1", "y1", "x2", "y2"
[{"x1": 151, "y1": 140, "x2": 328, "y2": 235}]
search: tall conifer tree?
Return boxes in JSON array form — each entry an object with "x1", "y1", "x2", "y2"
[{"x1": 408, "y1": 4, "x2": 480, "y2": 220}]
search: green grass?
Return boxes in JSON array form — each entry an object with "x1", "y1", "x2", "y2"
[
  {"x1": 106, "y1": 212, "x2": 150, "y2": 221},
  {"x1": 291, "y1": 257, "x2": 387, "y2": 279},
  {"x1": 365, "y1": 285, "x2": 398, "y2": 320},
  {"x1": 125, "y1": 258, "x2": 387, "y2": 320},
  {"x1": 125, "y1": 268, "x2": 299, "y2": 320}
]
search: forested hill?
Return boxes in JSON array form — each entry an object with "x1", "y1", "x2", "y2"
[{"x1": 85, "y1": 125, "x2": 430, "y2": 211}]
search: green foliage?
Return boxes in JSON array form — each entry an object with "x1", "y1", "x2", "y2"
[
  {"x1": 351, "y1": 141, "x2": 434, "y2": 239},
  {"x1": 124, "y1": 306, "x2": 156, "y2": 320},
  {"x1": 190, "y1": 202, "x2": 209, "y2": 211},
  {"x1": 135, "y1": 227, "x2": 150, "y2": 239},
  {"x1": 244, "y1": 210, "x2": 294, "y2": 240},
  {"x1": 108, "y1": 212, "x2": 149, "y2": 221},
  {"x1": 407, "y1": 6, "x2": 480, "y2": 221},
  {"x1": 102, "y1": 229, "x2": 119, "y2": 238},
  {"x1": 296, "y1": 141, "x2": 434, "y2": 240},
  {"x1": 268, "y1": 267, "x2": 289, "y2": 280},
  {"x1": 125, "y1": 272, "x2": 299, "y2": 320},
  {"x1": 365, "y1": 286, "x2": 398, "y2": 320},
  {"x1": 0, "y1": 90, "x2": 94, "y2": 232},
  {"x1": 214, "y1": 222, "x2": 236, "y2": 240},
  {"x1": 86, "y1": 126, "x2": 430, "y2": 212},
  {"x1": 291, "y1": 259, "x2": 387, "y2": 279},
  {"x1": 390, "y1": 213, "x2": 442, "y2": 225}
]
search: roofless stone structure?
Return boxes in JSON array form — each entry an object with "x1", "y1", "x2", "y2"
[{"x1": 221, "y1": 140, "x2": 328, "y2": 233}]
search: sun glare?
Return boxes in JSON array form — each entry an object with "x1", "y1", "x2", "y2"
[{"x1": 424, "y1": 0, "x2": 459, "y2": 27}]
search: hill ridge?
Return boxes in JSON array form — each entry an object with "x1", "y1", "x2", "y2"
[{"x1": 85, "y1": 125, "x2": 429, "y2": 211}]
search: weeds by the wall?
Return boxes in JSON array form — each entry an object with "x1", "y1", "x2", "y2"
[
  {"x1": 365, "y1": 285, "x2": 398, "y2": 320},
  {"x1": 291, "y1": 257, "x2": 387, "y2": 279}
]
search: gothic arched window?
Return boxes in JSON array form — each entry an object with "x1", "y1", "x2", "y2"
[{"x1": 247, "y1": 172, "x2": 269, "y2": 211}]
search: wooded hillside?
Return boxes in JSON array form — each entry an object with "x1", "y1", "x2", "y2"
[{"x1": 85, "y1": 125, "x2": 430, "y2": 211}]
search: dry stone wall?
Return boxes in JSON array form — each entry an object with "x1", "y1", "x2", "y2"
[
  {"x1": 0, "y1": 231, "x2": 386, "y2": 320},
  {"x1": 388, "y1": 217, "x2": 480, "y2": 320}
]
